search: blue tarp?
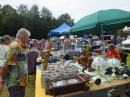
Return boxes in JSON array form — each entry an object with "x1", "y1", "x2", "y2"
[
  {"x1": 48, "y1": 23, "x2": 71, "y2": 36},
  {"x1": 83, "y1": 34, "x2": 88, "y2": 39}
]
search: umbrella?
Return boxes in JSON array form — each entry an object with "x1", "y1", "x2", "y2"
[
  {"x1": 71, "y1": 9, "x2": 130, "y2": 35},
  {"x1": 50, "y1": 36, "x2": 59, "y2": 41}
]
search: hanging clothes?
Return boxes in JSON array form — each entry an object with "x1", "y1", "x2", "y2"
[{"x1": 26, "y1": 51, "x2": 38, "y2": 75}]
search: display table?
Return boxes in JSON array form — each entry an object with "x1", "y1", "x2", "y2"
[{"x1": 35, "y1": 64, "x2": 130, "y2": 97}]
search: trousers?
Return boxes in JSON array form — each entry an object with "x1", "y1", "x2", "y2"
[{"x1": 8, "y1": 86, "x2": 25, "y2": 97}]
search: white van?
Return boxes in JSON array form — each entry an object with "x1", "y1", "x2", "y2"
[{"x1": 121, "y1": 35, "x2": 130, "y2": 51}]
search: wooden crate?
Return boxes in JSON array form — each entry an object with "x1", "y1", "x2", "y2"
[{"x1": 49, "y1": 74, "x2": 87, "y2": 97}]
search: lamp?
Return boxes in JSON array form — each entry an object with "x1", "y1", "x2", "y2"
[
  {"x1": 107, "y1": 58, "x2": 121, "y2": 77},
  {"x1": 91, "y1": 56, "x2": 108, "y2": 78}
]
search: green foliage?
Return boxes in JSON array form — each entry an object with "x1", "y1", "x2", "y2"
[
  {"x1": 0, "y1": 4, "x2": 75, "y2": 39},
  {"x1": 58, "y1": 13, "x2": 74, "y2": 26},
  {"x1": 16, "y1": 4, "x2": 28, "y2": 17},
  {"x1": 112, "y1": 29, "x2": 128, "y2": 38},
  {"x1": 117, "y1": 29, "x2": 129, "y2": 38},
  {"x1": 2, "y1": 4, "x2": 15, "y2": 15},
  {"x1": 40, "y1": 7, "x2": 52, "y2": 20}
]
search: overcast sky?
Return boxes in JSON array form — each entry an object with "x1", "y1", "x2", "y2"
[{"x1": 1, "y1": 0, "x2": 130, "y2": 22}]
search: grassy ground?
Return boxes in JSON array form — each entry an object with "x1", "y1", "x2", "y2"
[
  {"x1": 0, "y1": 75, "x2": 35, "y2": 97},
  {"x1": 126, "y1": 52, "x2": 130, "y2": 66}
]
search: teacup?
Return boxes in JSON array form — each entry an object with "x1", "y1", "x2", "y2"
[
  {"x1": 51, "y1": 73, "x2": 58, "y2": 80},
  {"x1": 41, "y1": 74, "x2": 48, "y2": 88},
  {"x1": 47, "y1": 71, "x2": 52, "y2": 77},
  {"x1": 41, "y1": 70, "x2": 47, "y2": 75},
  {"x1": 71, "y1": 67, "x2": 81, "y2": 76},
  {"x1": 56, "y1": 70, "x2": 61, "y2": 76},
  {"x1": 64, "y1": 67, "x2": 68, "y2": 72},
  {"x1": 51, "y1": 68, "x2": 56, "y2": 73},
  {"x1": 53, "y1": 64, "x2": 58, "y2": 68},
  {"x1": 59, "y1": 66, "x2": 64, "y2": 71},
  {"x1": 64, "y1": 71, "x2": 70, "y2": 78}
]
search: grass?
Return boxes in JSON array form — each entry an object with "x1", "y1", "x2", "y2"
[
  {"x1": 1, "y1": 75, "x2": 36, "y2": 97},
  {"x1": 126, "y1": 52, "x2": 130, "y2": 66}
]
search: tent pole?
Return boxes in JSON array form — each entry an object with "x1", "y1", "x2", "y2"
[
  {"x1": 50, "y1": 34, "x2": 51, "y2": 42},
  {"x1": 101, "y1": 25, "x2": 104, "y2": 41},
  {"x1": 101, "y1": 25, "x2": 106, "y2": 59}
]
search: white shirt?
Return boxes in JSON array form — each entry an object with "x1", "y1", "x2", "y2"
[{"x1": 0, "y1": 45, "x2": 9, "y2": 67}]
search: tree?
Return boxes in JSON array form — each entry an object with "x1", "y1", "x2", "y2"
[
  {"x1": 58, "y1": 13, "x2": 74, "y2": 26},
  {"x1": 112, "y1": 29, "x2": 128, "y2": 38},
  {"x1": 28, "y1": 4, "x2": 40, "y2": 18},
  {"x1": 40, "y1": 7, "x2": 52, "y2": 20},
  {"x1": 0, "y1": 4, "x2": 2, "y2": 34},
  {"x1": 25, "y1": 4, "x2": 41, "y2": 39},
  {"x1": 117, "y1": 29, "x2": 128, "y2": 37},
  {"x1": 0, "y1": 4, "x2": 2, "y2": 16},
  {"x1": 0, "y1": 4, "x2": 75, "y2": 39},
  {"x1": 0, "y1": 5, "x2": 18, "y2": 36},
  {"x1": 1, "y1": 4, "x2": 15, "y2": 15},
  {"x1": 17, "y1": 4, "x2": 28, "y2": 16}
]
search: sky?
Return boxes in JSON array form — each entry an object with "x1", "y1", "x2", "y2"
[{"x1": 1, "y1": 0, "x2": 130, "y2": 22}]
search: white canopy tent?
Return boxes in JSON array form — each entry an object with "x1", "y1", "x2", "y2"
[{"x1": 123, "y1": 26, "x2": 130, "y2": 33}]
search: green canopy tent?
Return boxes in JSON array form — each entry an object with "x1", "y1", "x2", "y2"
[
  {"x1": 50, "y1": 36, "x2": 59, "y2": 41},
  {"x1": 71, "y1": 9, "x2": 130, "y2": 35}
]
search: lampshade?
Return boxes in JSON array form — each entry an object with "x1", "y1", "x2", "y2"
[
  {"x1": 107, "y1": 58, "x2": 121, "y2": 67},
  {"x1": 91, "y1": 56, "x2": 108, "y2": 78},
  {"x1": 106, "y1": 58, "x2": 121, "y2": 78},
  {"x1": 91, "y1": 56, "x2": 108, "y2": 70}
]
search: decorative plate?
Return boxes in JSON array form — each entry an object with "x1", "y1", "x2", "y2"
[
  {"x1": 67, "y1": 79, "x2": 78, "y2": 84},
  {"x1": 55, "y1": 80, "x2": 65, "y2": 86}
]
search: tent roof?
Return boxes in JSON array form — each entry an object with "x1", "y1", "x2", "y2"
[
  {"x1": 123, "y1": 27, "x2": 130, "y2": 33},
  {"x1": 59, "y1": 28, "x2": 71, "y2": 34},
  {"x1": 71, "y1": 9, "x2": 130, "y2": 35},
  {"x1": 48, "y1": 23, "x2": 70, "y2": 36}
]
